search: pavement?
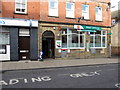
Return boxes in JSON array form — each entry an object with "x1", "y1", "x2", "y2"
[{"x1": 0, "y1": 57, "x2": 119, "y2": 71}]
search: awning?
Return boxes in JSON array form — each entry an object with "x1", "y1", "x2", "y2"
[
  {"x1": 74, "y1": 25, "x2": 102, "y2": 32},
  {"x1": 82, "y1": 25, "x2": 102, "y2": 30}
]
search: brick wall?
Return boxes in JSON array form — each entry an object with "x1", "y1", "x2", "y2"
[
  {"x1": 40, "y1": 0, "x2": 111, "y2": 27},
  {"x1": 0, "y1": 1, "x2": 2, "y2": 17},
  {"x1": 1, "y1": 1, "x2": 40, "y2": 20},
  {"x1": 1, "y1": 0, "x2": 111, "y2": 27}
]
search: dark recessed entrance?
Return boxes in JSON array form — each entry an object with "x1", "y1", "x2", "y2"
[
  {"x1": 42, "y1": 31, "x2": 55, "y2": 59},
  {"x1": 18, "y1": 29, "x2": 30, "y2": 60},
  {"x1": 18, "y1": 36, "x2": 30, "y2": 60}
]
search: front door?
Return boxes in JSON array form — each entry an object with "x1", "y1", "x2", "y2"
[
  {"x1": 18, "y1": 29, "x2": 30, "y2": 60},
  {"x1": 18, "y1": 36, "x2": 30, "y2": 60},
  {"x1": 42, "y1": 31, "x2": 55, "y2": 59}
]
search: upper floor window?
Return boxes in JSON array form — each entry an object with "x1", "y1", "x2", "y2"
[
  {"x1": 82, "y1": 4, "x2": 89, "y2": 20},
  {"x1": 96, "y1": 7, "x2": 102, "y2": 21},
  {"x1": 15, "y1": 0, "x2": 27, "y2": 14},
  {"x1": 49, "y1": 0, "x2": 58, "y2": 16},
  {"x1": 66, "y1": 2, "x2": 74, "y2": 18}
]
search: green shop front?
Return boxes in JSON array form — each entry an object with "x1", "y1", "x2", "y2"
[
  {"x1": 55, "y1": 24, "x2": 111, "y2": 59},
  {"x1": 38, "y1": 22, "x2": 111, "y2": 59}
]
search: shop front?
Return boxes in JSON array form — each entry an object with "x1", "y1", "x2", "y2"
[
  {"x1": 0, "y1": 18, "x2": 38, "y2": 61},
  {"x1": 38, "y1": 22, "x2": 111, "y2": 59}
]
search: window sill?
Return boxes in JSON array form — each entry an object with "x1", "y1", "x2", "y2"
[
  {"x1": 83, "y1": 19, "x2": 90, "y2": 21},
  {"x1": 14, "y1": 12, "x2": 28, "y2": 15},
  {"x1": 61, "y1": 48, "x2": 85, "y2": 49},
  {"x1": 95, "y1": 20, "x2": 103, "y2": 22},
  {"x1": 90, "y1": 47, "x2": 106, "y2": 49},
  {"x1": 66, "y1": 17, "x2": 76, "y2": 19},
  {"x1": 48, "y1": 15, "x2": 59, "y2": 18}
]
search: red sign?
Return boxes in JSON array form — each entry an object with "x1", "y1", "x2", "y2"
[{"x1": 58, "y1": 26, "x2": 61, "y2": 31}]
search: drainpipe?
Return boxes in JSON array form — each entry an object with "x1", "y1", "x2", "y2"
[
  {"x1": 109, "y1": 43, "x2": 112, "y2": 57},
  {"x1": 29, "y1": 19, "x2": 32, "y2": 29},
  {"x1": 29, "y1": 19, "x2": 32, "y2": 60}
]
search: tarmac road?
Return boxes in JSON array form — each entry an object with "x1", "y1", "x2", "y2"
[{"x1": 1, "y1": 63, "x2": 119, "y2": 88}]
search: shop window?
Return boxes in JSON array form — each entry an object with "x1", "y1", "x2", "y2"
[
  {"x1": 90, "y1": 31, "x2": 106, "y2": 48},
  {"x1": 90, "y1": 36, "x2": 94, "y2": 47},
  {"x1": 62, "y1": 29, "x2": 67, "y2": 35},
  {"x1": 66, "y1": 2, "x2": 74, "y2": 18},
  {"x1": 68, "y1": 34, "x2": 78, "y2": 48},
  {"x1": 62, "y1": 29, "x2": 85, "y2": 49},
  {"x1": 15, "y1": 0, "x2": 27, "y2": 14},
  {"x1": 62, "y1": 35, "x2": 67, "y2": 48},
  {"x1": 96, "y1": 7, "x2": 102, "y2": 21},
  {"x1": 95, "y1": 35, "x2": 101, "y2": 47},
  {"x1": 102, "y1": 37, "x2": 106, "y2": 47},
  {"x1": 49, "y1": 0, "x2": 58, "y2": 16},
  {"x1": 0, "y1": 28, "x2": 10, "y2": 54},
  {"x1": 82, "y1": 4, "x2": 89, "y2": 20},
  {"x1": 80, "y1": 35, "x2": 84, "y2": 47}
]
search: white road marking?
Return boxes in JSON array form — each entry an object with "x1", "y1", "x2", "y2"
[
  {"x1": 70, "y1": 71, "x2": 100, "y2": 78},
  {"x1": 0, "y1": 80, "x2": 8, "y2": 85},
  {"x1": 9, "y1": 79, "x2": 19, "y2": 85},
  {"x1": 115, "y1": 83, "x2": 120, "y2": 88},
  {"x1": 0, "y1": 76, "x2": 52, "y2": 86}
]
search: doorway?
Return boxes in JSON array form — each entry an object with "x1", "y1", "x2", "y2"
[
  {"x1": 18, "y1": 29, "x2": 30, "y2": 60},
  {"x1": 18, "y1": 36, "x2": 30, "y2": 60},
  {"x1": 42, "y1": 31, "x2": 55, "y2": 59}
]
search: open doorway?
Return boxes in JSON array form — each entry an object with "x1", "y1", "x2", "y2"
[
  {"x1": 18, "y1": 29, "x2": 30, "y2": 60},
  {"x1": 42, "y1": 31, "x2": 55, "y2": 59}
]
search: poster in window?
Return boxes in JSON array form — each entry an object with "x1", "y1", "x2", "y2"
[{"x1": 56, "y1": 40, "x2": 62, "y2": 49}]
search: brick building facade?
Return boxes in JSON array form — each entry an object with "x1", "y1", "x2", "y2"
[
  {"x1": 0, "y1": 0, "x2": 39, "y2": 61},
  {"x1": 0, "y1": 0, "x2": 111, "y2": 61},
  {"x1": 38, "y1": 0, "x2": 111, "y2": 59}
]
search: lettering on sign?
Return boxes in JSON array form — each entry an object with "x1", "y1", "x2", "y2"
[
  {"x1": 70, "y1": 71, "x2": 100, "y2": 78},
  {"x1": 0, "y1": 76, "x2": 52, "y2": 86},
  {"x1": 0, "y1": 20, "x2": 5, "y2": 24}
]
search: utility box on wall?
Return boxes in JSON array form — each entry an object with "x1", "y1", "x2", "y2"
[
  {"x1": 61, "y1": 50, "x2": 67, "y2": 58},
  {"x1": 91, "y1": 48, "x2": 96, "y2": 54}
]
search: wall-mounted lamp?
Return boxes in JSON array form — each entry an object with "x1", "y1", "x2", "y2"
[
  {"x1": 78, "y1": 16, "x2": 84, "y2": 23},
  {"x1": 108, "y1": 2, "x2": 111, "y2": 8},
  {"x1": 106, "y1": 2, "x2": 111, "y2": 11}
]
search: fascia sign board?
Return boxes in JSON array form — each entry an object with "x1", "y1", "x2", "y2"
[
  {"x1": 74, "y1": 25, "x2": 102, "y2": 31},
  {"x1": 0, "y1": 18, "x2": 38, "y2": 27}
]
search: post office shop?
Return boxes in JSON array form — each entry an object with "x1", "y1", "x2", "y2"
[{"x1": 38, "y1": 22, "x2": 111, "y2": 59}]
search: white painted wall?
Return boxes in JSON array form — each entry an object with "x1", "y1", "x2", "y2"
[{"x1": 0, "y1": 45, "x2": 10, "y2": 61}]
